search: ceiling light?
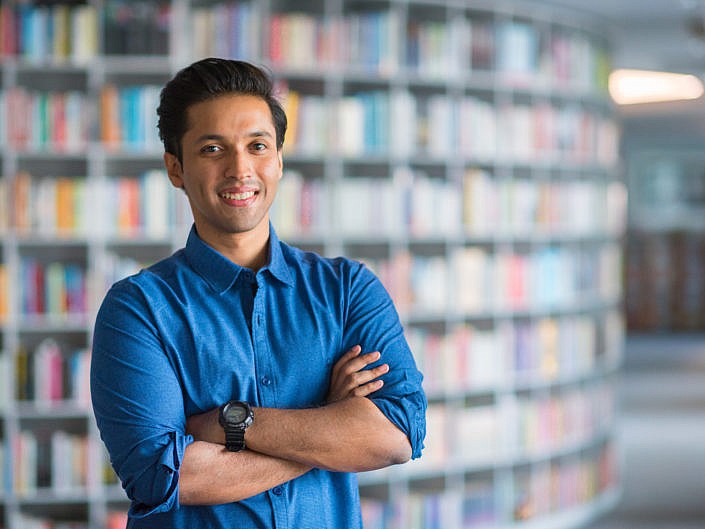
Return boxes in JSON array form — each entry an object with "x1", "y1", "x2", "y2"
[{"x1": 608, "y1": 68, "x2": 704, "y2": 105}]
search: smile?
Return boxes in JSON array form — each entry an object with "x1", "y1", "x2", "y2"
[{"x1": 220, "y1": 191, "x2": 255, "y2": 200}]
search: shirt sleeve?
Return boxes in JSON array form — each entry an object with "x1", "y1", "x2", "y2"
[
  {"x1": 343, "y1": 262, "x2": 427, "y2": 459},
  {"x1": 90, "y1": 277, "x2": 194, "y2": 518}
]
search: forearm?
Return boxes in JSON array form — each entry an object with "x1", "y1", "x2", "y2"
[
  {"x1": 187, "y1": 397, "x2": 411, "y2": 473},
  {"x1": 250, "y1": 397, "x2": 411, "y2": 472},
  {"x1": 178, "y1": 440, "x2": 310, "y2": 505}
]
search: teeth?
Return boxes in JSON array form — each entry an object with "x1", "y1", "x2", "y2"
[{"x1": 221, "y1": 191, "x2": 255, "y2": 200}]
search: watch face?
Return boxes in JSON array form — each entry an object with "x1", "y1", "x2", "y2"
[{"x1": 225, "y1": 404, "x2": 248, "y2": 423}]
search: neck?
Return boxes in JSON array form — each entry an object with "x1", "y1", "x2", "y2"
[{"x1": 198, "y1": 222, "x2": 270, "y2": 272}]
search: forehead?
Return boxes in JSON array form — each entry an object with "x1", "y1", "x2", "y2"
[{"x1": 184, "y1": 94, "x2": 274, "y2": 135}]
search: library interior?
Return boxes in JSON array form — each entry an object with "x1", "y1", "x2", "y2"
[{"x1": 0, "y1": 0, "x2": 703, "y2": 528}]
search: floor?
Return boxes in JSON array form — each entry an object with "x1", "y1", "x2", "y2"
[{"x1": 583, "y1": 334, "x2": 705, "y2": 529}]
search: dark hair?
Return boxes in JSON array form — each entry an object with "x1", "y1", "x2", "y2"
[{"x1": 157, "y1": 58, "x2": 287, "y2": 162}]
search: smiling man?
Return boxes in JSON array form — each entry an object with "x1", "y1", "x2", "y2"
[{"x1": 90, "y1": 58, "x2": 427, "y2": 528}]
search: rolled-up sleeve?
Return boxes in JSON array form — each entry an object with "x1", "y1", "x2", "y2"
[
  {"x1": 344, "y1": 264, "x2": 427, "y2": 459},
  {"x1": 90, "y1": 279, "x2": 193, "y2": 517}
]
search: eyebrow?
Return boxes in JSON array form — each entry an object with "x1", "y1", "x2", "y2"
[{"x1": 194, "y1": 130, "x2": 274, "y2": 143}]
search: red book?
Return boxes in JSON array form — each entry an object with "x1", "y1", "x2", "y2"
[{"x1": 269, "y1": 14, "x2": 282, "y2": 64}]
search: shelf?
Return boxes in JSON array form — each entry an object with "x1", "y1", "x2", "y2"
[{"x1": 0, "y1": 1, "x2": 623, "y2": 528}]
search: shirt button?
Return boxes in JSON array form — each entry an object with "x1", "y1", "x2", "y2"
[
  {"x1": 272, "y1": 486, "x2": 283, "y2": 496},
  {"x1": 261, "y1": 376, "x2": 271, "y2": 386}
]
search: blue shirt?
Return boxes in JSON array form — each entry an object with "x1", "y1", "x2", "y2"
[{"x1": 90, "y1": 225, "x2": 426, "y2": 529}]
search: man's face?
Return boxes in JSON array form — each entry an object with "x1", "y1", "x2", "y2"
[{"x1": 164, "y1": 94, "x2": 283, "y2": 245}]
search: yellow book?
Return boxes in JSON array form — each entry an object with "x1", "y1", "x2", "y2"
[{"x1": 282, "y1": 88, "x2": 299, "y2": 153}]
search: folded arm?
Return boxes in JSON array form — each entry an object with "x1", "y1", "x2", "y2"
[{"x1": 180, "y1": 345, "x2": 410, "y2": 503}]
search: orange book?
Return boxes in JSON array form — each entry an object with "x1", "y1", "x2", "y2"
[
  {"x1": 13, "y1": 171, "x2": 32, "y2": 233},
  {"x1": 101, "y1": 84, "x2": 121, "y2": 147},
  {"x1": 55, "y1": 177, "x2": 74, "y2": 233},
  {"x1": 118, "y1": 178, "x2": 141, "y2": 236}
]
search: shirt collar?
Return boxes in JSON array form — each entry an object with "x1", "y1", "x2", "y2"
[{"x1": 184, "y1": 224, "x2": 293, "y2": 294}]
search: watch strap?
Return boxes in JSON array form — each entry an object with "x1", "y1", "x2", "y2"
[{"x1": 224, "y1": 426, "x2": 246, "y2": 452}]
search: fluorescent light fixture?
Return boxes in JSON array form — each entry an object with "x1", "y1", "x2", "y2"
[{"x1": 608, "y1": 68, "x2": 704, "y2": 105}]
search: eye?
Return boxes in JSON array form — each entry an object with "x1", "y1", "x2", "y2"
[
  {"x1": 251, "y1": 141, "x2": 267, "y2": 152},
  {"x1": 201, "y1": 144, "x2": 222, "y2": 154}
]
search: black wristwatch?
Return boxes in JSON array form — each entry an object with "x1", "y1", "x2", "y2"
[{"x1": 218, "y1": 400, "x2": 254, "y2": 452}]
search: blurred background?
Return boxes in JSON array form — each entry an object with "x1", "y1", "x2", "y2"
[{"x1": 1, "y1": 0, "x2": 705, "y2": 528}]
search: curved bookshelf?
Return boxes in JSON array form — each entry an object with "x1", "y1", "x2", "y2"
[{"x1": 0, "y1": 1, "x2": 624, "y2": 528}]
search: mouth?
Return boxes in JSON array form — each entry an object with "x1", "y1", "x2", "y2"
[{"x1": 220, "y1": 190, "x2": 256, "y2": 200}]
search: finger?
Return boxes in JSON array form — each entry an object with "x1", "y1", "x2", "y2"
[
  {"x1": 341, "y1": 363, "x2": 389, "y2": 393},
  {"x1": 351, "y1": 379, "x2": 384, "y2": 397},
  {"x1": 338, "y1": 351, "x2": 382, "y2": 376}
]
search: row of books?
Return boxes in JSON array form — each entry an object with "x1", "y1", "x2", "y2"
[
  {"x1": 359, "y1": 243, "x2": 622, "y2": 318},
  {"x1": 2, "y1": 88, "x2": 89, "y2": 152},
  {"x1": 513, "y1": 443, "x2": 616, "y2": 521},
  {"x1": 8, "y1": 170, "x2": 189, "y2": 239},
  {"x1": 279, "y1": 87, "x2": 618, "y2": 166},
  {"x1": 409, "y1": 309, "x2": 623, "y2": 396},
  {"x1": 13, "y1": 429, "x2": 87, "y2": 495},
  {"x1": 19, "y1": 260, "x2": 87, "y2": 319},
  {"x1": 415, "y1": 381, "x2": 613, "y2": 472},
  {"x1": 99, "y1": 84, "x2": 163, "y2": 151},
  {"x1": 5, "y1": 513, "x2": 123, "y2": 529},
  {"x1": 1, "y1": 2, "x2": 609, "y2": 93},
  {"x1": 263, "y1": 8, "x2": 608, "y2": 90},
  {"x1": 6, "y1": 510, "x2": 124, "y2": 529},
  {"x1": 1, "y1": 83, "x2": 617, "y2": 166},
  {"x1": 14, "y1": 340, "x2": 90, "y2": 406},
  {"x1": 271, "y1": 168, "x2": 626, "y2": 240},
  {"x1": 0, "y1": 168, "x2": 623, "y2": 242},
  {"x1": 2, "y1": 311, "x2": 621, "y2": 413},
  {"x1": 462, "y1": 169, "x2": 626, "y2": 238},
  {"x1": 361, "y1": 444, "x2": 615, "y2": 528},
  {"x1": 0, "y1": 236, "x2": 621, "y2": 324},
  {"x1": 361, "y1": 479, "x2": 496, "y2": 529},
  {"x1": 0, "y1": 85, "x2": 162, "y2": 152},
  {"x1": 0, "y1": 3, "x2": 98, "y2": 64},
  {"x1": 0, "y1": 1, "x2": 170, "y2": 60},
  {"x1": 191, "y1": 2, "x2": 261, "y2": 61}
]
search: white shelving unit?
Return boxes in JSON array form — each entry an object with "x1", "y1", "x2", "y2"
[{"x1": 0, "y1": 1, "x2": 625, "y2": 528}]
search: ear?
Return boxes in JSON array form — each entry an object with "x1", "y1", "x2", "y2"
[
  {"x1": 164, "y1": 152, "x2": 185, "y2": 189},
  {"x1": 277, "y1": 150, "x2": 283, "y2": 180}
]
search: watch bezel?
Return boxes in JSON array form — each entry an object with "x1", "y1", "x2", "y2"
[{"x1": 218, "y1": 400, "x2": 254, "y2": 451}]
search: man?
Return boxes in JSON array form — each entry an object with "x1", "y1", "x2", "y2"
[{"x1": 90, "y1": 58, "x2": 426, "y2": 528}]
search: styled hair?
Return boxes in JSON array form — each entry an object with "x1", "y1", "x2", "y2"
[{"x1": 156, "y1": 58, "x2": 287, "y2": 162}]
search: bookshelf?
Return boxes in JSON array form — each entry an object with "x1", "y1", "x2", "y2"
[{"x1": 0, "y1": 1, "x2": 625, "y2": 528}]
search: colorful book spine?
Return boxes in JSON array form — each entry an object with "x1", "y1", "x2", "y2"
[
  {"x1": 12, "y1": 429, "x2": 88, "y2": 497},
  {"x1": 9, "y1": 171, "x2": 176, "y2": 239},
  {"x1": 14, "y1": 339, "x2": 90, "y2": 406},
  {"x1": 100, "y1": 84, "x2": 162, "y2": 152},
  {"x1": 3, "y1": 3, "x2": 98, "y2": 63},
  {"x1": 2, "y1": 88, "x2": 88, "y2": 151},
  {"x1": 19, "y1": 259, "x2": 87, "y2": 318}
]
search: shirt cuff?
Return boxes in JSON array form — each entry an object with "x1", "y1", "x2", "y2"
[{"x1": 126, "y1": 431, "x2": 194, "y2": 519}]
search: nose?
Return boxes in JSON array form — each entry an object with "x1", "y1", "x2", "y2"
[{"x1": 226, "y1": 148, "x2": 252, "y2": 179}]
